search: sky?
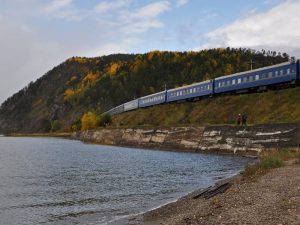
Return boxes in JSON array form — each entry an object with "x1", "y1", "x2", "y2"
[{"x1": 0, "y1": 0, "x2": 299, "y2": 104}]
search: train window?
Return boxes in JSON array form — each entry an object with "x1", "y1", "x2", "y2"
[
  {"x1": 193, "y1": 88, "x2": 196, "y2": 92},
  {"x1": 268, "y1": 72, "x2": 272, "y2": 78},
  {"x1": 243, "y1": 77, "x2": 247, "y2": 83},
  {"x1": 208, "y1": 85, "x2": 210, "y2": 90},
  {"x1": 180, "y1": 91, "x2": 182, "y2": 95},
  {"x1": 275, "y1": 71, "x2": 278, "y2": 76},
  {"x1": 227, "y1": 80, "x2": 231, "y2": 86},
  {"x1": 255, "y1": 75, "x2": 259, "y2": 80},
  {"x1": 238, "y1": 78, "x2": 241, "y2": 84},
  {"x1": 218, "y1": 82, "x2": 221, "y2": 87},
  {"x1": 232, "y1": 79, "x2": 236, "y2": 85},
  {"x1": 280, "y1": 70, "x2": 283, "y2": 75}
]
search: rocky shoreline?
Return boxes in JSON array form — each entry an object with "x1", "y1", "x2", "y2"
[
  {"x1": 109, "y1": 159, "x2": 300, "y2": 225},
  {"x1": 73, "y1": 123, "x2": 300, "y2": 156}
]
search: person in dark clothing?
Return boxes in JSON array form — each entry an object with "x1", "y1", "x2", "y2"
[
  {"x1": 237, "y1": 114, "x2": 241, "y2": 125},
  {"x1": 242, "y1": 112, "x2": 247, "y2": 126}
]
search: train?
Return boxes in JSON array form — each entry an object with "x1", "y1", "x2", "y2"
[{"x1": 106, "y1": 60, "x2": 300, "y2": 116}]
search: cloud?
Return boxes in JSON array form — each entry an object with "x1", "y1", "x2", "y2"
[
  {"x1": 40, "y1": 0, "x2": 82, "y2": 21},
  {"x1": 93, "y1": 0, "x2": 171, "y2": 33},
  {"x1": 132, "y1": 1, "x2": 171, "y2": 18},
  {"x1": 176, "y1": 0, "x2": 189, "y2": 7},
  {"x1": 117, "y1": 1, "x2": 171, "y2": 34},
  {"x1": 94, "y1": 0, "x2": 128, "y2": 13},
  {"x1": 198, "y1": 0, "x2": 300, "y2": 57}
]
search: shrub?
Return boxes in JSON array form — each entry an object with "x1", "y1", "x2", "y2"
[
  {"x1": 243, "y1": 149, "x2": 298, "y2": 178},
  {"x1": 97, "y1": 113, "x2": 112, "y2": 127},
  {"x1": 81, "y1": 112, "x2": 97, "y2": 130},
  {"x1": 51, "y1": 120, "x2": 61, "y2": 132}
]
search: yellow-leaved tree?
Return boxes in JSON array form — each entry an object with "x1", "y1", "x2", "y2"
[
  {"x1": 81, "y1": 112, "x2": 97, "y2": 130},
  {"x1": 64, "y1": 89, "x2": 75, "y2": 102},
  {"x1": 108, "y1": 63, "x2": 121, "y2": 76}
]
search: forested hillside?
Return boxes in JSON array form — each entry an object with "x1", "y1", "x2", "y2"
[{"x1": 0, "y1": 48, "x2": 291, "y2": 133}]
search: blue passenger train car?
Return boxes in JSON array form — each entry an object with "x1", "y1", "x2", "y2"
[
  {"x1": 106, "y1": 104, "x2": 124, "y2": 116},
  {"x1": 166, "y1": 80, "x2": 213, "y2": 103},
  {"x1": 139, "y1": 91, "x2": 166, "y2": 108},
  {"x1": 214, "y1": 62, "x2": 297, "y2": 94},
  {"x1": 124, "y1": 99, "x2": 139, "y2": 112}
]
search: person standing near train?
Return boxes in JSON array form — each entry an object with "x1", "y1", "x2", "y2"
[
  {"x1": 242, "y1": 112, "x2": 247, "y2": 126},
  {"x1": 236, "y1": 114, "x2": 241, "y2": 125}
]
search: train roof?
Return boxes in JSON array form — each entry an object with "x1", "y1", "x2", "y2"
[
  {"x1": 106, "y1": 104, "x2": 123, "y2": 112},
  {"x1": 139, "y1": 91, "x2": 166, "y2": 99},
  {"x1": 124, "y1": 99, "x2": 139, "y2": 104},
  {"x1": 167, "y1": 80, "x2": 211, "y2": 92},
  {"x1": 215, "y1": 61, "x2": 292, "y2": 81}
]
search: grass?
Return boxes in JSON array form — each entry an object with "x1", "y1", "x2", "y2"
[
  {"x1": 243, "y1": 149, "x2": 300, "y2": 178},
  {"x1": 112, "y1": 87, "x2": 300, "y2": 127}
]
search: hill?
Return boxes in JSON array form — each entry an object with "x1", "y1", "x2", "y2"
[{"x1": 0, "y1": 48, "x2": 292, "y2": 133}]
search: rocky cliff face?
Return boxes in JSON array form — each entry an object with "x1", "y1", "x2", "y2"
[{"x1": 73, "y1": 123, "x2": 300, "y2": 155}]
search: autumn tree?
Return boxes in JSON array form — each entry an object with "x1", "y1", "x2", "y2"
[
  {"x1": 64, "y1": 89, "x2": 75, "y2": 102},
  {"x1": 81, "y1": 112, "x2": 97, "y2": 130}
]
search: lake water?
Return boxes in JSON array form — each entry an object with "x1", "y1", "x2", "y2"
[{"x1": 0, "y1": 137, "x2": 252, "y2": 225}]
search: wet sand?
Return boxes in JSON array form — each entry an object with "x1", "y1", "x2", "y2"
[{"x1": 110, "y1": 160, "x2": 300, "y2": 225}]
